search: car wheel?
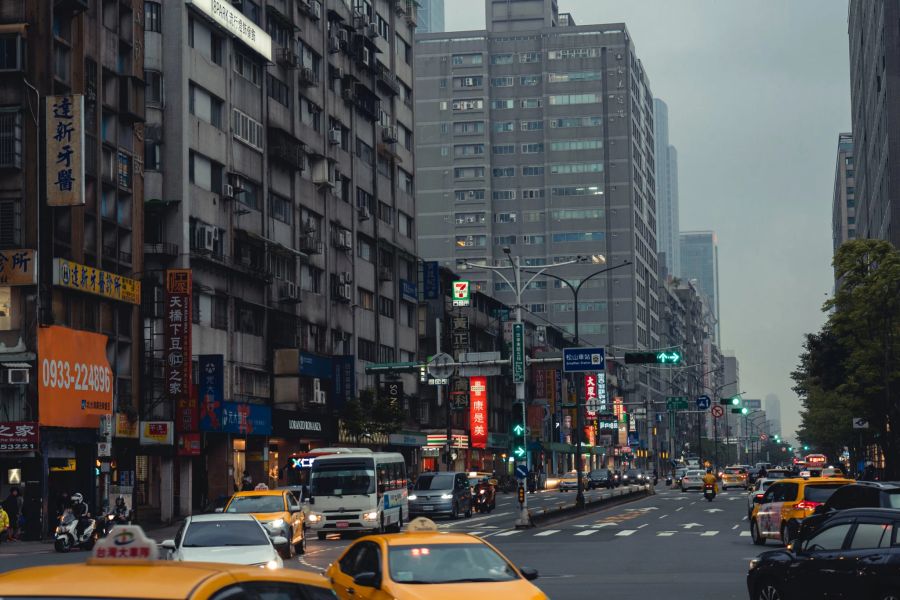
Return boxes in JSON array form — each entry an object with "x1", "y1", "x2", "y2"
[
  {"x1": 755, "y1": 580, "x2": 785, "y2": 600},
  {"x1": 751, "y1": 520, "x2": 766, "y2": 546},
  {"x1": 283, "y1": 530, "x2": 296, "y2": 559},
  {"x1": 781, "y1": 522, "x2": 795, "y2": 546},
  {"x1": 317, "y1": 531, "x2": 327, "y2": 541}
]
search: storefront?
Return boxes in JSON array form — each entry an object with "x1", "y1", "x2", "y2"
[
  {"x1": 0, "y1": 422, "x2": 42, "y2": 539},
  {"x1": 421, "y1": 431, "x2": 469, "y2": 472},
  {"x1": 200, "y1": 401, "x2": 272, "y2": 504},
  {"x1": 269, "y1": 410, "x2": 331, "y2": 489}
]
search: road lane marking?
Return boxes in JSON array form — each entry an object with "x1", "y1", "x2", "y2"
[
  {"x1": 616, "y1": 530, "x2": 637, "y2": 536},
  {"x1": 701, "y1": 531, "x2": 719, "y2": 536},
  {"x1": 534, "y1": 529, "x2": 560, "y2": 537},
  {"x1": 494, "y1": 530, "x2": 521, "y2": 537},
  {"x1": 740, "y1": 531, "x2": 751, "y2": 537},
  {"x1": 676, "y1": 507, "x2": 684, "y2": 512},
  {"x1": 638, "y1": 524, "x2": 648, "y2": 529},
  {"x1": 657, "y1": 531, "x2": 676, "y2": 536},
  {"x1": 732, "y1": 525, "x2": 740, "y2": 530},
  {"x1": 659, "y1": 514, "x2": 668, "y2": 519},
  {"x1": 575, "y1": 529, "x2": 598, "y2": 537}
]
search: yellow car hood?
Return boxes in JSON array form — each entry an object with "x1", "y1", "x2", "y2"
[{"x1": 391, "y1": 580, "x2": 546, "y2": 599}]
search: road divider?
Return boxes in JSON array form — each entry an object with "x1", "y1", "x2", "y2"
[{"x1": 524, "y1": 484, "x2": 654, "y2": 528}]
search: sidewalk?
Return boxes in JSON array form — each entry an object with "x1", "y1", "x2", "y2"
[{"x1": 0, "y1": 521, "x2": 183, "y2": 556}]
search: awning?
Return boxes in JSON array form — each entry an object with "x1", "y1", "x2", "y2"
[
  {"x1": 0, "y1": 24, "x2": 27, "y2": 37},
  {"x1": 1, "y1": 362, "x2": 31, "y2": 368}
]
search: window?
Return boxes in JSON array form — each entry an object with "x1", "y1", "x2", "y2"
[
  {"x1": 144, "y1": 140, "x2": 161, "y2": 171},
  {"x1": 301, "y1": 266, "x2": 323, "y2": 294},
  {"x1": 522, "y1": 235, "x2": 545, "y2": 245},
  {"x1": 270, "y1": 254, "x2": 296, "y2": 283},
  {"x1": 849, "y1": 523, "x2": 894, "y2": 550},
  {"x1": 520, "y1": 75, "x2": 540, "y2": 86},
  {"x1": 267, "y1": 74, "x2": 290, "y2": 107},
  {"x1": 187, "y1": 18, "x2": 222, "y2": 65},
  {"x1": 551, "y1": 116, "x2": 603, "y2": 128},
  {"x1": 492, "y1": 167, "x2": 515, "y2": 178},
  {"x1": 356, "y1": 188, "x2": 373, "y2": 213},
  {"x1": 358, "y1": 338, "x2": 377, "y2": 362},
  {"x1": 493, "y1": 121, "x2": 514, "y2": 133},
  {"x1": 455, "y1": 189, "x2": 485, "y2": 201},
  {"x1": 552, "y1": 208, "x2": 604, "y2": 220},
  {"x1": 491, "y1": 53, "x2": 514, "y2": 65},
  {"x1": 491, "y1": 77, "x2": 514, "y2": 87},
  {"x1": 493, "y1": 144, "x2": 515, "y2": 155},
  {"x1": 549, "y1": 93, "x2": 600, "y2": 105},
  {"x1": 0, "y1": 109, "x2": 22, "y2": 169},
  {"x1": 550, "y1": 162, "x2": 603, "y2": 174},
  {"x1": 144, "y1": 2, "x2": 162, "y2": 33},
  {"x1": 519, "y1": 52, "x2": 540, "y2": 63},
  {"x1": 188, "y1": 152, "x2": 223, "y2": 194},
  {"x1": 0, "y1": 200, "x2": 21, "y2": 247},
  {"x1": 492, "y1": 190, "x2": 515, "y2": 200},
  {"x1": 524, "y1": 210, "x2": 544, "y2": 222},
  {"x1": 301, "y1": 98, "x2": 321, "y2": 132},
  {"x1": 0, "y1": 35, "x2": 23, "y2": 71},
  {"x1": 548, "y1": 48, "x2": 600, "y2": 60},
  {"x1": 398, "y1": 211, "x2": 412, "y2": 237},
  {"x1": 522, "y1": 189, "x2": 545, "y2": 199},
  {"x1": 395, "y1": 35, "x2": 411, "y2": 64},
  {"x1": 803, "y1": 524, "x2": 852, "y2": 552},
  {"x1": 455, "y1": 235, "x2": 486, "y2": 248},
  {"x1": 232, "y1": 109, "x2": 263, "y2": 150},
  {"x1": 189, "y1": 84, "x2": 223, "y2": 128},
  {"x1": 495, "y1": 212, "x2": 516, "y2": 223},
  {"x1": 454, "y1": 144, "x2": 485, "y2": 157},
  {"x1": 520, "y1": 98, "x2": 542, "y2": 108},
  {"x1": 269, "y1": 194, "x2": 292, "y2": 224},
  {"x1": 452, "y1": 99, "x2": 483, "y2": 111},
  {"x1": 522, "y1": 166, "x2": 544, "y2": 176},
  {"x1": 399, "y1": 301, "x2": 415, "y2": 327},
  {"x1": 378, "y1": 201, "x2": 393, "y2": 224},
  {"x1": 453, "y1": 121, "x2": 485, "y2": 135},
  {"x1": 521, "y1": 120, "x2": 544, "y2": 131},
  {"x1": 548, "y1": 71, "x2": 601, "y2": 83},
  {"x1": 266, "y1": 16, "x2": 291, "y2": 48},
  {"x1": 235, "y1": 301, "x2": 264, "y2": 336},
  {"x1": 453, "y1": 76, "x2": 483, "y2": 88},
  {"x1": 552, "y1": 185, "x2": 602, "y2": 197},
  {"x1": 491, "y1": 99, "x2": 515, "y2": 110},
  {"x1": 358, "y1": 288, "x2": 375, "y2": 311},
  {"x1": 454, "y1": 166, "x2": 485, "y2": 179},
  {"x1": 494, "y1": 235, "x2": 516, "y2": 245},
  {"x1": 521, "y1": 143, "x2": 544, "y2": 154},
  {"x1": 357, "y1": 236, "x2": 373, "y2": 262},
  {"x1": 356, "y1": 139, "x2": 375, "y2": 166},
  {"x1": 398, "y1": 169, "x2": 414, "y2": 194},
  {"x1": 378, "y1": 297, "x2": 394, "y2": 318},
  {"x1": 455, "y1": 212, "x2": 486, "y2": 225},
  {"x1": 378, "y1": 345, "x2": 395, "y2": 363},
  {"x1": 552, "y1": 232, "x2": 605, "y2": 243},
  {"x1": 145, "y1": 71, "x2": 163, "y2": 106},
  {"x1": 234, "y1": 52, "x2": 261, "y2": 85}
]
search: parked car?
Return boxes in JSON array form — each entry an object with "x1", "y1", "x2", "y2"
[
  {"x1": 587, "y1": 469, "x2": 614, "y2": 490},
  {"x1": 408, "y1": 471, "x2": 473, "y2": 519},
  {"x1": 681, "y1": 470, "x2": 707, "y2": 492},
  {"x1": 798, "y1": 481, "x2": 900, "y2": 541},
  {"x1": 558, "y1": 471, "x2": 588, "y2": 492},
  {"x1": 747, "y1": 508, "x2": 900, "y2": 600}
]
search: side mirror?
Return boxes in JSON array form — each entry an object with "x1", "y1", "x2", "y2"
[
  {"x1": 308, "y1": 497, "x2": 315, "y2": 505},
  {"x1": 519, "y1": 567, "x2": 539, "y2": 581},
  {"x1": 272, "y1": 536, "x2": 289, "y2": 547},
  {"x1": 353, "y1": 572, "x2": 380, "y2": 588},
  {"x1": 214, "y1": 507, "x2": 224, "y2": 513},
  {"x1": 160, "y1": 539, "x2": 176, "y2": 553}
]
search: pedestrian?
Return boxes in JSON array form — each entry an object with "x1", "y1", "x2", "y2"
[
  {"x1": 0, "y1": 505, "x2": 8, "y2": 544},
  {"x1": 2, "y1": 487, "x2": 21, "y2": 541},
  {"x1": 861, "y1": 462, "x2": 877, "y2": 481},
  {"x1": 241, "y1": 470, "x2": 253, "y2": 491}
]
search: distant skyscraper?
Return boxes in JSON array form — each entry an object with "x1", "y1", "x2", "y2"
[
  {"x1": 722, "y1": 356, "x2": 740, "y2": 399},
  {"x1": 654, "y1": 99, "x2": 680, "y2": 278},
  {"x1": 832, "y1": 133, "x2": 856, "y2": 257},
  {"x1": 765, "y1": 394, "x2": 782, "y2": 438},
  {"x1": 680, "y1": 231, "x2": 720, "y2": 342},
  {"x1": 417, "y1": 0, "x2": 445, "y2": 33}
]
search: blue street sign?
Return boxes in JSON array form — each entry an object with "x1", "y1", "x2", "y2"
[
  {"x1": 696, "y1": 395, "x2": 711, "y2": 410},
  {"x1": 563, "y1": 347, "x2": 605, "y2": 373},
  {"x1": 515, "y1": 465, "x2": 528, "y2": 480}
]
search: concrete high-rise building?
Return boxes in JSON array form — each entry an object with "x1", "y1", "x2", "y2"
[
  {"x1": 417, "y1": 0, "x2": 445, "y2": 33},
  {"x1": 722, "y1": 356, "x2": 740, "y2": 399},
  {"x1": 832, "y1": 133, "x2": 856, "y2": 255},
  {"x1": 653, "y1": 99, "x2": 680, "y2": 278},
  {"x1": 765, "y1": 393, "x2": 782, "y2": 438},
  {"x1": 415, "y1": 0, "x2": 662, "y2": 416},
  {"x1": 680, "y1": 231, "x2": 719, "y2": 342},
  {"x1": 145, "y1": 0, "x2": 419, "y2": 515},
  {"x1": 848, "y1": 2, "x2": 900, "y2": 246}
]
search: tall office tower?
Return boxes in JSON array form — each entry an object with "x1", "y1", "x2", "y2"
[
  {"x1": 417, "y1": 0, "x2": 445, "y2": 33},
  {"x1": 832, "y1": 133, "x2": 856, "y2": 258},
  {"x1": 722, "y1": 355, "x2": 740, "y2": 399},
  {"x1": 144, "y1": 0, "x2": 419, "y2": 516},
  {"x1": 679, "y1": 231, "x2": 720, "y2": 343},
  {"x1": 653, "y1": 98, "x2": 680, "y2": 278},
  {"x1": 416, "y1": 0, "x2": 662, "y2": 407},
  {"x1": 765, "y1": 393, "x2": 782, "y2": 439},
  {"x1": 848, "y1": 1, "x2": 900, "y2": 246}
]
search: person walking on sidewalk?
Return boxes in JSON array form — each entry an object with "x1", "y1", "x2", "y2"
[
  {"x1": 0, "y1": 505, "x2": 9, "y2": 543},
  {"x1": 2, "y1": 488, "x2": 21, "y2": 541}
]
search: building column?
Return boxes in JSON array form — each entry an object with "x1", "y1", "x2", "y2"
[
  {"x1": 179, "y1": 459, "x2": 192, "y2": 517},
  {"x1": 160, "y1": 456, "x2": 174, "y2": 523}
]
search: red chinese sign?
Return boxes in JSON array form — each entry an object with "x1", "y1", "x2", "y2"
[
  {"x1": 0, "y1": 422, "x2": 39, "y2": 452},
  {"x1": 177, "y1": 433, "x2": 202, "y2": 456},
  {"x1": 469, "y1": 376, "x2": 487, "y2": 449},
  {"x1": 165, "y1": 269, "x2": 192, "y2": 428},
  {"x1": 585, "y1": 374, "x2": 599, "y2": 417}
]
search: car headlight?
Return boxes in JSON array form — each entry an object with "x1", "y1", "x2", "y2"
[
  {"x1": 479, "y1": 489, "x2": 486, "y2": 495},
  {"x1": 363, "y1": 511, "x2": 379, "y2": 521},
  {"x1": 408, "y1": 494, "x2": 417, "y2": 501},
  {"x1": 255, "y1": 560, "x2": 281, "y2": 570},
  {"x1": 267, "y1": 518, "x2": 285, "y2": 529},
  {"x1": 749, "y1": 559, "x2": 759, "y2": 570},
  {"x1": 440, "y1": 493, "x2": 454, "y2": 500},
  {"x1": 307, "y1": 513, "x2": 322, "y2": 523}
]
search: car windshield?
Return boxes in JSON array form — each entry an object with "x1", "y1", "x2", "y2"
[
  {"x1": 182, "y1": 521, "x2": 269, "y2": 547},
  {"x1": 625, "y1": 470, "x2": 639, "y2": 476},
  {"x1": 687, "y1": 471, "x2": 705, "y2": 477},
  {"x1": 767, "y1": 471, "x2": 788, "y2": 479},
  {"x1": 804, "y1": 484, "x2": 846, "y2": 503},
  {"x1": 414, "y1": 474, "x2": 455, "y2": 491},
  {"x1": 724, "y1": 468, "x2": 741, "y2": 474},
  {"x1": 310, "y1": 459, "x2": 376, "y2": 496},
  {"x1": 225, "y1": 495, "x2": 284, "y2": 513},
  {"x1": 389, "y1": 544, "x2": 519, "y2": 584},
  {"x1": 887, "y1": 492, "x2": 900, "y2": 508}
]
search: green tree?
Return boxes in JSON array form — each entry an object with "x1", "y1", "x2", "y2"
[{"x1": 339, "y1": 387, "x2": 405, "y2": 442}]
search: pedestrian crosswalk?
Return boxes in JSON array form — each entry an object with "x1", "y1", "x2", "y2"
[{"x1": 473, "y1": 526, "x2": 753, "y2": 541}]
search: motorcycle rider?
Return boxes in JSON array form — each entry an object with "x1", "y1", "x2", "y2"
[
  {"x1": 702, "y1": 468, "x2": 718, "y2": 493},
  {"x1": 70, "y1": 493, "x2": 91, "y2": 539}
]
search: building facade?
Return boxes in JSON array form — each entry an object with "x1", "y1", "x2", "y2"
[
  {"x1": 653, "y1": 98, "x2": 679, "y2": 278},
  {"x1": 765, "y1": 393, "x2": 782, "y2": 439},
  {"x1": 679, "y1": 230, "x2": 719, "y2": 343},
  {"x1": 143, "y1": 0, "x2": 419, "y2": 519},
  {"x1": 415, "y1": 0, "x2": 663, "y2": 438},
  {"x1": 832, "y1": 132, "x2": 855, "y2": 256},
  {"x1": 416, "y1": 0, "x2": 444, "y2": 33},
  {"x1": 0, "y1": 0, "x2": 145, "y2": 536},
  {"x1": 848, "y1": 1, "x2": 900, "y2": 246}
]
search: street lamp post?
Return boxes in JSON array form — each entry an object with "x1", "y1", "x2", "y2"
[{"x1": 526, "y1": 259, "x2": 632, "y2": 508}]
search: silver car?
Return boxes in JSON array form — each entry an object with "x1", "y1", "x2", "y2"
[
  {"x1": 747, "y1": 478, "x2": 776, "y2": 518},
  {"x1": 408, "y1": 472, "x2": 473, "y2": 519},
  {"x1": 680, "y1": 469, "x2": 707, "y2": 492}
]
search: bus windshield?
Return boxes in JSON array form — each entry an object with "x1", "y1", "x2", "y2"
[{"x1": 310, "y1": 459, "x2": 376, "y2": 496}]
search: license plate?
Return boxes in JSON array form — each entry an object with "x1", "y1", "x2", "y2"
[
  {"x1": 336, "y1": 521, "x2": 349, "y2": 529},
  {"x1": 422, "y1": 505, "x2": 434, "y2": 511}
]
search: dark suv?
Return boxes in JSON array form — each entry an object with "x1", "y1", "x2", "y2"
[
  {"x1": 798, "y1": 481, "x2": 900, "y2": 540},
  {"x1": 587, "y1": 469, "x2": 614, "y2": 489}
]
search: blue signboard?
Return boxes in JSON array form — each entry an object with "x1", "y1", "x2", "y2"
[
  {"x1": 299, "y1": 352, "x2": 332, "y2": 379},
  {"x1": 399, "y1": 278, "x2": 417, "y2": 303},
  {"x1": 201, "y1": 401, "x2": 272, "y2": 435},
  {"x1": 198, "y1": 355, "x2": 224, "y2": 406},
  {"x1": 627, "y1": 431, "x2": 640, "y2": 447},
  {"x1": 422, "y1": 261, "x2": 439, "y2": 300},
  {"x1": 563, "y1": 347, "x2": 605, "y2": 373},
  {"x1": 515, "y1": 464, "x2": 528, "y2": 480},
  {"x1": 696, "y1": 395, "x2": 711, "y2": 410},
  {"x1": 332, "y1": 355, "x2": 356, "y2": 409}
]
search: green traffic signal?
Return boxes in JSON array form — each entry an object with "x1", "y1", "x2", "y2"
[
  {"x1": 513, "y1": 447, "x2": 526, "y2": 458},
  {"x1": 731, "y1": 397, "x2": 741, "y2": 406},
  {"x1": 741, "y1": 407, "x2": 749, "y2": 415},
  {"x1": 624, "y1": 351, "x2": 682, "y2": 365},
  {"x1": 788, "y1": 446, "x2": 794, "y2": 451},
  {"x1": 513, "y1": 424, "x2": 525, "y2": 435},
  {"x1": 803, "y1": 445, "x2": 810, "y2": 451}
]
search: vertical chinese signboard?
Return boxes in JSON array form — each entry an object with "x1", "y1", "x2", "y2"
[
  {"x1": 469, "y1": 376, "x2": 487, "y2": 449},
  {"x1": 585, "y1": 374, "x2": 599, "y2": 417},
  {"x1": 46, "y1": 95, "x2": 85, "y2": 206},
  {"x1": 512, "y1": 323, "x2": 525, "y2": 383},
  {"x1": 166, "y1": 270, "x2": 192, "y2": 418},
  {"x1": 193, "y1": 355, "x2": 223, "y2": 434}
]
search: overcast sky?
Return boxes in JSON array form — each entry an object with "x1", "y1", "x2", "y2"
[{"x1": 445, "y1": 1, "x2": 851, "y2": 440}]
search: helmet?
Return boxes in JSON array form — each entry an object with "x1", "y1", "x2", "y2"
[
  {"x1": 115, "y1": 496, "x2": 126, "y2": 506},
  {"x1": 71, "y1": 492, "x2": 84, "y2": 504},
  {"x1": 706, "y1": 468, "x2": 712, "y2": 474}
]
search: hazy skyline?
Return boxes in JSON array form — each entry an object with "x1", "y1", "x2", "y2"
[{"x1": 444, "y1": 1, "x2": 852, "y2": 439}]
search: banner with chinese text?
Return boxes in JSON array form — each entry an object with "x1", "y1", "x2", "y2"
[
  {"x1": 53, "y1": 259, "x2": 140, "y2": 304},
  {"x1": 469, "y1": 376, "x2": 487, "y2": 449},
  {"x1": 165, "y1": 270, "x2": 192, "y2": 418},
  {"x1": 46, "y1": 95, "x2": 85, "y2": 206},
  {"x1": 191, "y1": 355, "x2": 223, "y2": 433},
  {"x1": 0, "y1": 250, "x2": 35, "y2": 285},
  {"x1": 0, "y1": 422, "x2": 39, "y2": 452}
]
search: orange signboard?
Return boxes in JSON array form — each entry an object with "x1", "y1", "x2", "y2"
[{"x1": 38, "y1": 326, "x2": 113, "y2": 427}]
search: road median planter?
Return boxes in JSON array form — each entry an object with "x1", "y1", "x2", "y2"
[{"x1": 525, "y1": 484, "x2": 654, "y2": 528}]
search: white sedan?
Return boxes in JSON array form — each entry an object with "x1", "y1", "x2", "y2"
[
  {"x1": 746, "y1": 478, "x2": 776, "y2": 518},
  {"x1": 161, "y1": 513, "x2": 285, "y2": 569}
]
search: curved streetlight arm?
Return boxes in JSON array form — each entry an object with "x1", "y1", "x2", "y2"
[{"x1": 464, "y1": 261, "x2": 516, "y2": 295}]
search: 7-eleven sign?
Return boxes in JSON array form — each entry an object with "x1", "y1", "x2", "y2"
[{"x1": 452, "y1": 280, "x2": 470, "y2": 306}]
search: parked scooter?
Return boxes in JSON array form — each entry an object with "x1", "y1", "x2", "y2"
[
  {"x1": 703, "y1": 483, "x2": 716, "y2": 502},
  {"x1": 55, "y1": 509, "x2": 98, "y2": 552}
]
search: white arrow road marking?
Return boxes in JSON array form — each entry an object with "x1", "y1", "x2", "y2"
[
  {"x1": 657, "y1": 531, "x2": 676, "y2": 537},
  {"x1": 534, "y1": 529, "x2": 560, "y2": 537},
  {"x1": 659, "y1": 514, "x2": 669, "y2": 519},
  {"x1": 616, "y1": 530, "x2": 637, "y2": 536},
  {"x1": 704, "y1": 508, "x2": 723, "y2": 513},
  {"x1": 681, "y1": 523, "x2": 703, "y2": 529},
  {"x1": 740, "y1": 531, "x2": 751, "y2": 537},
  {"x1": 701, "y1": 531, "x2": 719, "y2": 536},
  {"x1": 742, "y1": 516, "x2": 748, "y2": 521},
  {"x1": 575, "y1": 529, "x2": 598, "y2": 537}
]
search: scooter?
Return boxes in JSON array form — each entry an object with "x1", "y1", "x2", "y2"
[
  {"x1": 99, "y1": 507, "x2": 132, "y2": 537},
  {"x1": 703, "y1": 483, "x2": 716, "y2": 502},
  {"x1": 55, "y1": 509, "x2": 98, "y2": 552}
]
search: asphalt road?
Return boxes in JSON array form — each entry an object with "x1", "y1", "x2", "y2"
[{"x1": 0, "y1": 486, "x2": 762, "y2": 600}]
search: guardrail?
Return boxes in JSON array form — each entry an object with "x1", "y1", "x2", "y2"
[{"x1": 524, "y1": 484, "x2": 654, "y2": 528}]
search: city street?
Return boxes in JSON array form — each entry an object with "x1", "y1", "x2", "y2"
[{"x1": 0, "y1": 486, "x2": 760, "y2": 599}]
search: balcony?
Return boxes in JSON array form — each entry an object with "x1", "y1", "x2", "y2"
[
  {"x1": 268, "y1": 127, "x2": 306, "y2": 172},
  {"x1": 375, "y1": 63, "x2": 400, "y2": 96},
  {"x1": 298, "y1": 235, "x2": 323, "y2": 254},
  {"x1": 144, "y1": 242, "x2": 179, "y2": 258},
  {"x1": 118, "y1": 76, "x2": 144, "y2": 123}
]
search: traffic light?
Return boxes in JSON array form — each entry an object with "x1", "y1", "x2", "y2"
[
  {"x1": 720, "y1": 396, "x2": 741, "y2": 406},
  {"x1": 730, "y1": 408, "x2": 742, "y2": 414},
  {"x1": 741, "y1": 407, "x2": 749, "y2": 415},
  {"x1": 512, "y1": 422, "x2": 526, "y2": 460},
  {"x1": 803, "y1": 445, "x2": 810, "y2": 451},
  {"x1": 624, "y1": 351, "x2": 682, "y2": 365},
  {"x1": 731, "y1": 397, "x2": 741, "y2": 406}
]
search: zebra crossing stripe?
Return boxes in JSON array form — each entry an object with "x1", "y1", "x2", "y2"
[
  {"x1": 701, "y1": 531, "x2": 718, "y2": 536},
  {"x1": 574, "y1": 529, "x2": 598, "y2": 537},
  {"x1": 616, "y1": 530, "x2": 637, "y2": 537},
  {"x1": 534, "y1": 530, "x2": 560, "y2": 537},
  {"x1": 494, "y1": 530, "x2": 521, "y2": 537},
  {"x1": 740, "y1": 531, "x2": 751, "y2": 537}
]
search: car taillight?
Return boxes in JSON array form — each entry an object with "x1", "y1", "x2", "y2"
[
  {"x1": 755, "y1": 493, "x2": 764, "y2": 499},
  {"x1": 795, "y1": 501, "x2": 822, "y2": 510}
]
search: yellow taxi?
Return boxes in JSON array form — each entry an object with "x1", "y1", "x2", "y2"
[
  {"x1": 720, "y1": 466, "x2": 748, "y2": 490},
  {"x1": 558, "y1": 471, "x2": 588, "y2": 492},
  {"x1": 222, "y1": 488, "x2": 306, "y2": 556},
  {"x1": 326, "y1": 517, "x2": 548, "y2": 599},
  {"x1": 750, "y1": 476, "x2": 854, "y2": 545},
  {"x1": 0, "y1": 525, "x2": 335, "y2": 600}
]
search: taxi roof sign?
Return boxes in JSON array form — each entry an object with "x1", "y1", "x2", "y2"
[
  {"x1": 89, "y1": 525, "x2": 159, "y2": 563},
  {"x1": 406, "y1": 517, "x2": 439, "y2": 533}
]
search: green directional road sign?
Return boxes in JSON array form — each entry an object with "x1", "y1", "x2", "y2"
[
  {"x1": 513, "y1": 424, "x2": 525, "y2": 435},
  {"x1": 666, "y1": 396, "x2": 689, "y2": 411},
  {"x1": 512, "y1": 323, "x2": 525, "y2": 383},
  {"x1": 656, "y1": 351, "x2": 682, "y2": 364}
]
